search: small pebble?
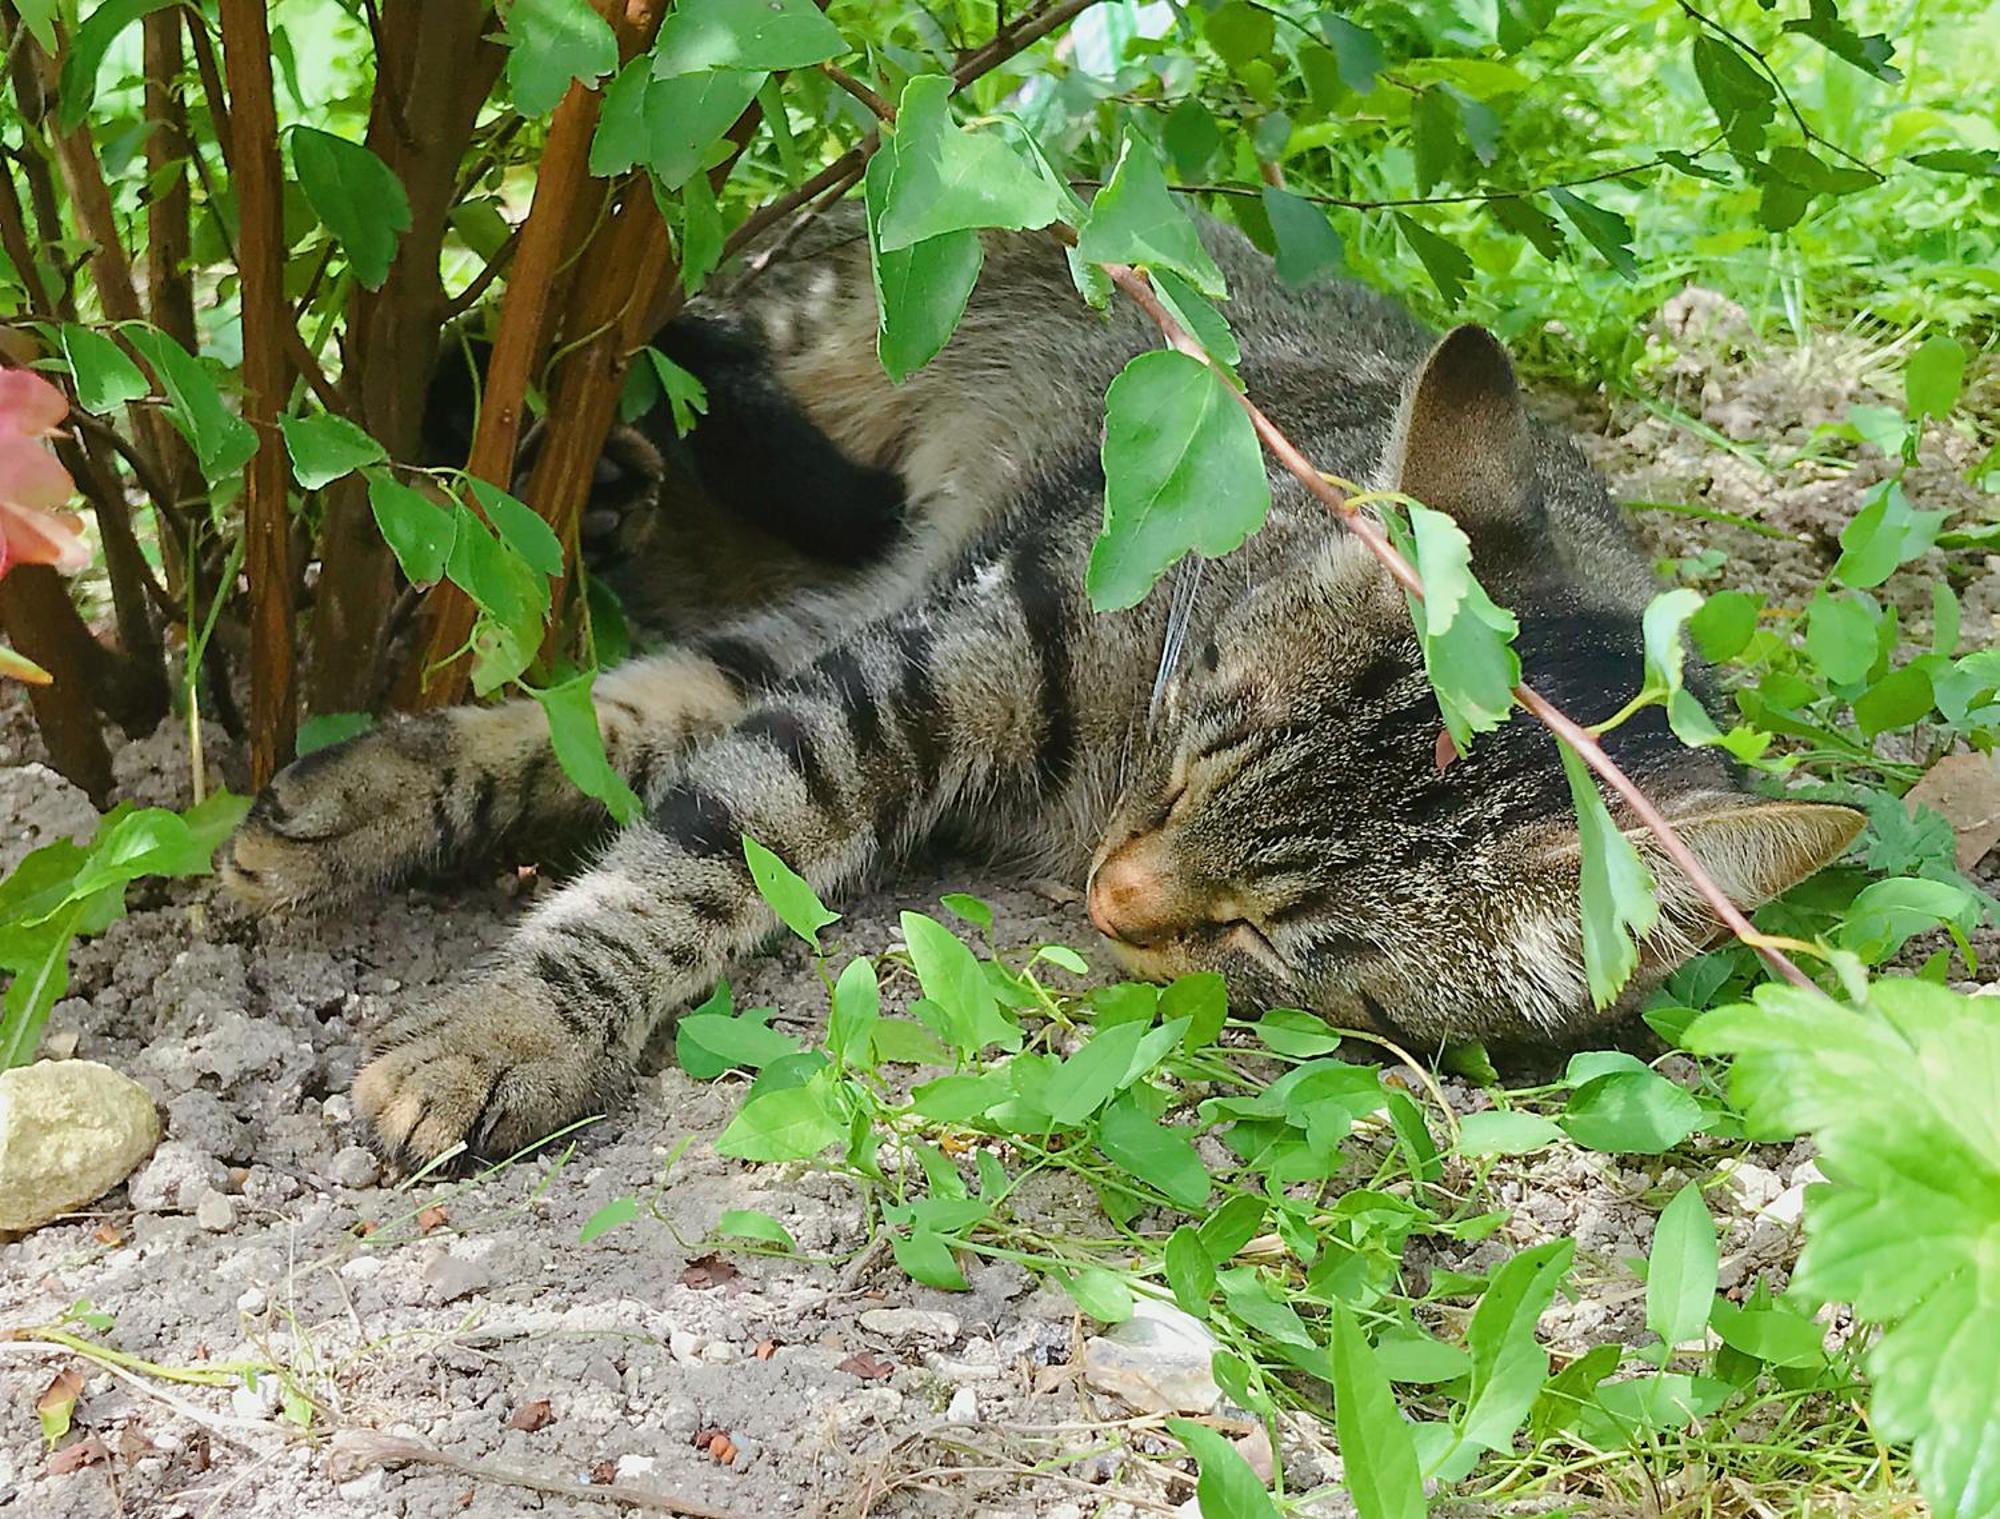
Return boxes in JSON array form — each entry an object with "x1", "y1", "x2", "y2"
[
  {"x1": 195, "y1": 1189, "x2": 236, "y2": 1232},
  {"x1": 325, "y1": 1146, "x2": 381, "y2": 1189},
  {"x1": 946, "y1": 1387, "x2": 978, "y2": 1424},
  {"x1": 858, "y1": 1307, "x2": 961, "y2": 1341}
]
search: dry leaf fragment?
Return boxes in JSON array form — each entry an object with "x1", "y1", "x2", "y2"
[
  {"x1": 680, "y1": 1253, "x2": 738, "y2": 1289},
  {"x1": 37, "y1": 1368, "x2": 83, "y2": 1445},
  {"x1": 1906, "y1": 751, "x2": 2000, "y2": 869},
  {"x1": 91, "y1": 1224, "x2": 124, "y2": 1246},
  {"x1": 48, "y1": 1434, "x2": 110, "y2": 1475},
  {"x1": 589, "y1": 1459, "x2": 618, "y2": 1484},
  {"x1": 753, "y1": 1338, "x2": 778, "y2": 1361},
  {"x1": 836, "y1": 1351, "x2": 894, "y2": 1380},
  {"x1": 416, "y1": 1204, "x2": 450, "y2": 1234},
  {"x1": 505, "y1": 1398, "x2": 554, "y2": 1431}
]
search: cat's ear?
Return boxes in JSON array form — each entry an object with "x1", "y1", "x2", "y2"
[
  {"x1": 1383, "y1": 325, "x2": 1535, "y2": 528},
  {"x1": 1646, "y1": 799, "x2": 1864, "y2": 912}
]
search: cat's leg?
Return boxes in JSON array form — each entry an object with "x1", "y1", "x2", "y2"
[
  {"x1": 221, "y1": 637, "x2": 792, "y2": 911},
  {"x1": 352, "y1": 533, "x2": 1102, "y2": 1163}
]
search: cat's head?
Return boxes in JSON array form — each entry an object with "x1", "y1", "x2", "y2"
[{"x1": 1086, "y1": 325, "x2": 1861, "y2": 1048}]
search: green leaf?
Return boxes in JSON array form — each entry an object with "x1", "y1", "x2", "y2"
[
  {"x1": 1495, "y1": 0, "x2": 1557, "y2": 52},
  {"x1": 579, "y1": 1196, "x2": 639, "y2": 1244},
  {"x1": 827, "y1": 954, "x2": 880, "y2": 1066},
  {"x1": 1456, "y1": 1109, "x2": 1563, "y2": 1157},
  {"x1": 875, "y1": 75, "x2": 1063, "y2": 254},
  {"x1": 1319, "y1": 14, "x2": 1384, "y2": 93},
  {"x1": 1402, "y1": 504, "x2": 1521, "y2": 748},
  {"x1": 1045, "y1": 1021, "x2": 1149, "y2": 1127},
  {"x1": 1436, "y1": 1238, "x2": 1574, "y2": 1478},
  {"x1": 891, "y1": 1226, "x2": 967, "y2": 1289},
  {"x1": 531, "y1": 671, "x2": 644, "y2": 825},
  {"x1": 1905, "y1": 334, "x2": 1967, "y2": 421},
  {"x1": 1330, "y1": 1306, "x2": 1426, "y2": 1519},
  {"x1": 1691, "y1": 35, "x2": 1775, "y2": 155},
  {"x1": 289, "y1": 128, "x2": 412, "y2": 291},
  {"x1": 1688, "y1": 588, "x2": 1761, "y2": 662},
  {"x1": 1165, "y1": 1226, "x2": 1216, "y2": 1314},
  {"x1": 1687, "y1": 980, "x2": 2000, "y2": 1519},
  {"x1": 1835, "y1": 480, "x2": 1947, "y2": 590},
  {"x1": 57, "y1": 0, "x2": 178, "y2": 131},
  {"x1": 1074, "y1": 133, "x2": 1228, "y2": 298},
  {"x1": 1054, "y1": 1266, "x2": 1134, "y2": 1324},
  {"x1": 1550, "y1": 189, "x2": 1637, "y2": 280},
  {"x1": 864, "y1": 147, "x2": 984, "y2": 383},
  {"x1": 1167, "y1": 1419, "x2": 1281, "y2": 1519},
  {"x1": 1853, "y1": 663, "x2": 1935, "y2": 739},
  {"x1": 1162, "y1": 98, "x2": 1223, "y2": 179},
  {"x1": 281, "y1": 412, "x2": 386, "y2": 490},
  {"x1": 1708, "y1": 1298, "x2": 1825, "y2": 1368},
  {"x1": 463, "y1": 477, "x2": 563, "y2": 578},
  {"x1": 295, "y1": 712, "x2": 375, "y2": 757},
  {"x1": 675, "y1": 169, "x2": 724, "y2": 298},
  {"x1": 743, "y1": 834, "x2": 839, "y2": 948},
  {"x1": 1804, "y1": 591, "x2": 1880, "y2": 684},
  {"x1": 1098, "y1": 1090, "x2": 1212, "y2": 1209},
  {"x1": 1636, "y1": 588, "x2": 1722, "y2": 746},
  {"x1": 120, "y1": 325, "x2": 258, "y2": 484},
  {"x1": 642, "y1": 348, "x2": 710, "y2": 435},
  {"x1": 1560, "y1": 1069, "x2": 1703, "y2": 1153},
  {"x1": 60, "y1": 325, "x2": 148, "y2": 415},
  {"x1": 1261, "y1": 188, "x2": 1343, "y2": 287},
  {"x1": 1087, "y1": 350, "x2": 1270, "y2": 612},
  {"x1": 594, "y1": 63, "x2": 766, "y2": 190},
  {"x1": 716, "y1": 1080, "x2": 843, "y2": 1160},
  {"x1": 901, "y1": 911, "x2": 1020, "y2": 1053},
  {"x1": 1393, "y1": 214, "x2": 1472, "y2": 306},
  {"x1": 1909, "y1": 148, "x2": 2000, "y2": 176},
  {"x1": 14, "y1": 0, "x2": 55, "y2": 51},
  {"x1": 717, "y1": 1207, "x2": 797, "y2": 1250},
  {"x1": 1647, "y1": 1183, "x2": 1719, "y2": 1352},
  {"x1": 1782, "y1": 0, "x2": 1900, "y2": 81},
  {"x1": 366, "y1": 471, "x2": 456, "y2": 586},
  {"x1": 1149, "y1": 270, "x2": 1241, "y2": 369},
  {"x1": 1198, "y1": 1196, "x2": 1266, "y2": 1260},
  {"x1": 652, "y1": 0, "x2": 845, "y2": 74},
  {"x1": 502, "y1": 0, "x2": 618, "y2": 115},
  {"x1": 1487, "y1": 194, "x2": 1567, "y2": 259},
  {"x1": 1410, "y1": 89, "x2": 1459, "y2": 193}
]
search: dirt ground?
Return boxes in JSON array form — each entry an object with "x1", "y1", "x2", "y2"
[{"x1": 2, "y1": 300, "x2": 1992, "y2": 1518}]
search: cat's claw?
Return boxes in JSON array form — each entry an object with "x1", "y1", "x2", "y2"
[{"x1": 354, "y1": 966, "x2": 621, "y2": 1166}]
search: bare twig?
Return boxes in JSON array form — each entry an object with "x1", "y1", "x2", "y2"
[
  {"x1": 820, "y1": 60, "x2": 894, "y2": 122},
  {"x1": 325, "y1": 1431, "x2": 750, "y2": 1519},
  {"x1": 219, "y1": 0, "x2": 297, "y2": 783},
  {"x1": 443, "y1": 225, "x2": 521, "y2": 319}
]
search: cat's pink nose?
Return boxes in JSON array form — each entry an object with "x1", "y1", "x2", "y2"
[{"x1": 1087, "y1": 845, "x2": 1174, "y2": 948}]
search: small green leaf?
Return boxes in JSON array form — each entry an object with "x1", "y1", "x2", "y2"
[
  {"x1": 1782, "y1": 0, "x2": 1900, "y2": 81},
  {"x1": 465, "y1": 477, "x2": 564, "y2": 578},
  {"x1": 827, "y1": 954, "x2": 881, "y2": 1065},
  {"x1": 1456, "y1": 1109, "x2": 1563, "y2": 1157},
  {"x1": 1054, "y1": 1266, "x2": 1135, "y2": 1323},
  {"x1": 1550, "y1": 189, "x2": 1637, "y2": 280},
  {"x1": 901, "y1": 912, "x2": 1020, "y2": 1053},
  {"x1": 1560, "y1": 1069, "x2": 1703, "y2": 1153},
  {"x1": 281, "y1": 411, "x2": 386, "y2": 490},
  {"x1": 643, "y1": 348, "x2": 710, "y2": 435},
  {"x1": 1835, "y1": 480, "x2": 1947, "y2": 590},
  {"x1": 1708, "y1": 1298, "x2": 1826, "y2": 1368},
  {"x1": 1074, "y1": 132, "x2": 1229, "y2": 298},
  {"x1": 875, "y1": 75, "x2": 1064, "y2": 253},
  {"x1": 57, "y1": 0, "x2": 177, "y2": 131},
  {"x1": 1261, "y1": 188, "x2": 1344, "y2": 287},
  {"x1": 1088, "y1": 350, "x2": 1270, "y2": 612},
  {"x1": 60, "y1": 325, "x2": 148, "y2": 415},
  {"x1": 1167, "y1": 1419, "x2": 1281, "y2": 1519},
  {"x1": 1905, "y1": 334, "x2": 1967, "y2": 421},
  {"x1": 531, "y1": 671, "x2": 644, "y2": 825},
  {"x1": 1637, "y1": 588, "x2": 1722, "y2": 746},
  {"x1": 1496, "y1": 0, "x2": 1557, "y2": 52},
  {"x1": 1393, "y1": 214, "x2": 1472, "y2": 306},
  {"x1": 864, "y1": 146, "x2": 984, "y2": 382},
  {"x1": 290, "y1": 128, "x2": 413, "y2": 291},
  {"x1": 1330, "y1": 1306, "x2": 1427, "y2": 1519},
  {"x1": 594, "y1": 63, "x2": 766, "y2": 190},
  {"x1": 366, "y1": 471, "x2": 456, "y2": 586},
  {"x1": 502, "y1": 0, "x2": 618, "y2": 115},
  {"x1": 1487, "y1": 194, "x2": 1567, "y2": 259},
  {"x1": 579, "y1": 1196, "x2": 639, "y2": 1244},
  {"x1": 1560, "y1": 742, "x2": 1658, "y2": 1010},
  {"x1": 1688, "y1": 589, "x2": 1761, "y2": 662},
  {"x1": 1853, "y1": 663, "x2": 1935, "y2": 738},
  {"x1": 295, "y1": 712, "x2": 375, "y2": 757},
  {"x1": 1691, "y1": 36, "x2": 1775, "y2": 155},
  {"x1": 1440, "y1": 1238, "x2": 1574, "y2": 1475},
  {"x1": 1805, "y1": 591, "x2": 1880, "y2": 685},
  {"x1": 717, "y1": 1207, "x2": 797, "y2": 1250},
  {"x1": 1401, "y1": 504, "x2": 1521, "y2": 748},
  {"x1": 1097, "y1": 1090, "x2": 1212, "y2": 1208},
  {"x1": 1319, "y1": 14, "x2": 1384, "y2": 92},
  {"x1": 652, "y1": 0, "x2": 845, "y2": 75},
  {"x1": 1165, "y1": 1226, "x2": 1217, "y2": 1314},
  {"x1": 716, "y1": 1081, "x2": 843, "y2": 1160},
  {"x1": 742, "y1": 835, "x2": 839, "y2": 948},
  {"x1": 1647, "y1": 1183, "x2": 1719, "y2": 1352},
  {"x1": 120, "y1": 325, "x2": 257, "y2": 484}
]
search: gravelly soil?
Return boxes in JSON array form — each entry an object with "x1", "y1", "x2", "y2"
[{"x1": 3, "y1": 302, "x2": 1989, "y2": 1518}]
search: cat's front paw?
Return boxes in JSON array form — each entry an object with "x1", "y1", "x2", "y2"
[
  {"x1": 354, "y1": 965, "x2": 624, "y2": 1166},
  {"x1": 222, "y1": 721, "x2": 456, "y2": 911}
]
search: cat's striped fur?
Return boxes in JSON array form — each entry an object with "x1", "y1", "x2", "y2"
[{"x1": 225, "y1": 214, "x2": 1860, "y2": 1164}]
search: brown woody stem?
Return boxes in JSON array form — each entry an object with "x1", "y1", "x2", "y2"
[{"x1": 219, "y1": 0, "x2": 297, "y2": 784}]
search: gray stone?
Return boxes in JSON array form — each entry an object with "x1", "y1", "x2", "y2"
[
  {"x1": 1080, "y1": 1299, "x2": 1222, "y2": 1415},
  {"x1": 946, "y1": 1387, "x2": 979, "y2": 1424},
  {"x1": 859, "y1": 1307, "x2": 962, "y2": 1341},
  {"x1": 422, "y1": 1247, "x2": 492, "y2": 1303},
  {"x1": 0, "y1": 1060, "x2": 161, "y2": 1232},
  {"x1": 195, "y1": 1189, "x2": 236, "y2": 1232},
  {"x1": 128, "y1": 1140, "x2": 227, "y2": 1213},
  {"x1": 325, "y1": 1146, "x2": 381, "y2": 1189}
]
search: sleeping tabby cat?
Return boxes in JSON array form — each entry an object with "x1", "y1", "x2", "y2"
[{"x1": 224, "y1": 213, "x2": 1861, "y2": 1164}]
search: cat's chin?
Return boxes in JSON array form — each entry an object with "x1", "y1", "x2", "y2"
[{"x1": 1094, "y1": 924, "x2": 1296, "y2": 999}]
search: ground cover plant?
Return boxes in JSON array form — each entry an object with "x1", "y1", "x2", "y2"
[{"x1": 1, "y1": 0, "x2": 1998, "y2": 1514}]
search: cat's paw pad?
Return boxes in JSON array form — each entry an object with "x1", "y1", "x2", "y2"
[
  {"x1": 354, "y1": 968, "x2": 620, "y2": 1166},
  {"x1": 222, "y1": 724, "x2": 450, "y2": 911}
]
